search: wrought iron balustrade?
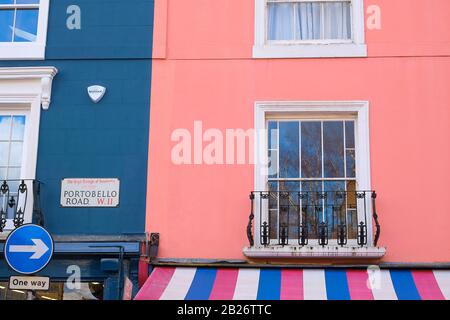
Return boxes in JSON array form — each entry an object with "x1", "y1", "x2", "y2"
[
  {"x1": 0, "y1": 180, "x2": 43, "y2": 232},
  {"x1": 247, "y1": 190, "x2": 380, "y2": 248}
]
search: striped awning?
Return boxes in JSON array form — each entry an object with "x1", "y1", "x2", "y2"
[{"x1": 135, "y1": 267, "x2": 450, "y2": 300}]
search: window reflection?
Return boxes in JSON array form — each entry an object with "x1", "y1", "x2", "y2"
[
  {"x1": 267, "y1": 119, "x2": 358, "y2": 241},
  {"x1": 0, "y1": 1, "x2": 39, "y2": 43}
]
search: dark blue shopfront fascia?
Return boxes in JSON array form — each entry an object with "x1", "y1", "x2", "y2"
[{"x1": 0, "y1": 0, "x2": 154, "y2": 299}]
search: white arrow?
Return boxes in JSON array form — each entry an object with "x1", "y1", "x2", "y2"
[{"x1": 9, "y1": 239, "x2": 50, "y2": 260}]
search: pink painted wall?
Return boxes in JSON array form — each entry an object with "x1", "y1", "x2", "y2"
[{"x1": 147, "y1": 0, "x2": 450, "y2": 263}]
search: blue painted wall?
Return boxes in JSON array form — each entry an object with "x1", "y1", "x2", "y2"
[{"x1": 0, "y1": 0, "x2": 154, "y2": 235}]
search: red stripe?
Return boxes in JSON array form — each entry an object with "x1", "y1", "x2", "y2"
[
  {"x1": 134, "y1": 267, "x2": 175, "y2": 300},
  {"x1": 412, "y1": 270, "x2": 445, "y2": 300},
  {"x1": 280, "y1": 269, "x2": 303, "y2": 300},
  {"x1": 347, "y1": 270, "x2": 374, "y2": 300},
  {"x1": 209, "y1": 268, "x2": 239, "y2": 300}
]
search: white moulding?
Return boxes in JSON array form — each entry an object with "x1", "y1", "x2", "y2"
[
  {"x1": 243, "y1": 245, "x2": 387, "y2": 259},
  {"x1": 0, "y1": 66, "x2": 58, "y2": 110}
]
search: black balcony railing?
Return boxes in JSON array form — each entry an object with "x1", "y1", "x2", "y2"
[
  {"x1": 0, "y1": 180, "x2": 43, "y2": 232},
  {"x1": 247, "y1": 190, "x2": 380, "y2": 248}
]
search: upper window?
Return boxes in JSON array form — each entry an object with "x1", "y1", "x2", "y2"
[
  {"x1": 254, "y1": 0, "x2": 367, "y2": 58},
  {"x1": 246, "y1": 102, "x2": 386, "y2": 258},
  {"x1": 0, "y1": 0, "x2": 50, "y2": 60}
]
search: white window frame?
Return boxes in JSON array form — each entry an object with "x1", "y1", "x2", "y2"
[
  {"x1": 0, "y1": 66, "x2": 57, "y2": 233},
  {"x1": 249, "y1": 101, "x2": 382, "y2": 258},
  {"x1": 0, "y1": 0, "x2": 50, "y2": 60},
  {"x1": 253, "y1": 0, "x2": 367, "y2": 58}
]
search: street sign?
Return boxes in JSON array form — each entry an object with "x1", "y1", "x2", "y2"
[
  {"x1": 60, "y1": 178, "x2": 120, "y2": 207},
  {"x1": 4, "y1": 224, "x2": 54, "y2": 275},
  {"x1": 9, "y1": 276, "x2": 50, "y2": 291}
]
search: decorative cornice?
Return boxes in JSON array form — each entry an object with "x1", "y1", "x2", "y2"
[{"x1": 0, "y1": 67, "x2": 58, "y2": 110}]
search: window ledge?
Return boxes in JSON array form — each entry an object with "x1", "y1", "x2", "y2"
[
  {"x1": 243, "y1": 245, "x2": 386, "y2": 259},
  {"x1": 253, "y1": 43, "x2": 367, "y2": 59},
  {"x1": 0, "y1": 43, "x2": 46, "y2": 60}
]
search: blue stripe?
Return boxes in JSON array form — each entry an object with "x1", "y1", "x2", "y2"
[
  {"x1": 390, "y1": 270, "x2": 421, "y2": 300},
  {"x1": 184, "y1": 268, "x2": 217, "y2": 300},
  {"x1": 257, "y1": 269, "x2": 281, "y2": 300},
  {"x1": 325, "y1": 269, "x2": 351, "y2": 300}
]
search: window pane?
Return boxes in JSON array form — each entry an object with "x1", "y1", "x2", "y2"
[
  {"x1": 279, "y1": 181, "x2": 300, "y2": 240},
  {"x1": 7, "y1": 167, "x2": 21, "y2": 180},
  {"x1": 268, "y1": 3, "x2": 294, "y2": 40},
  {"x1": 268, "y1": 181, "x2": 278, "y2": 240},
  {"x1": 324, "y1": 180, "x2": 346, "y2": 239},
  {"x1": 9, "y1": 142, "x2": 23, "y2": 166},
  {"x1": 268, "y1": 150, "x2": 278, "y2": 178},
  {"x1": 346, "y1": 180, "x2": 357, "y2": 239},
  {"x1": 301, "y1": 181, "x2": 322, "y2": 239},
  {"x1": 346, "y1": 149, "x2": 356, "y2": 178},
  {"x1": 0, "y1": 142, "x2": 9, "y2": 166},
  {"x1": 323, "y1": 121, "x2": 345, "y2": 178},
  {"x1": 0, "y1": 10, "x2": 14, "y2": 42},
  {"x1": 268, "y1": 121, "x2": 278, "y2": 150},
  {"x1": 323, "y1": 1, "x2": 352, "y2": 39},
  {"x1": 301, "y1": 121, "x2": 321, "y2": 178},
  {"x1": 279, "y1": 122, "x2": 299, "y2": 178},
  {"x1": 295, "y1": 2, "x2": 321, "y2": 40},
  {"x1": 0, "y1": 116, "x2": 12, "y2": 140},
  {"x1": 11, "y1": 116, "x2": 25, "y2": 140},
  {"x1": 0, "y1": 1, "x2": 14, "y2": 4},
  {"x1": 345, "y1": 121, "x2": 355, "y2": 148},
  {"x1": 0, "y1": 168, "x2": 6, "y2": 180},
  {"x1": 268, "y1": 181, "x2": 278, "y2": 210},
  {"x1": 13, "y1": 9, "x2": 39, "y2": 42}
]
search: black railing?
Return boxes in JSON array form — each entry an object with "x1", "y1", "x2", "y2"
[
  {"x1": 247, "y1": 190, "x2": 380, "y2": 248},
  {"x1": 0, "y1": 180, "x2": 43, "y2": 232}
]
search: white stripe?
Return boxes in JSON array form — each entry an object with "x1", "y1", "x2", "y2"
[
  {"x1": 233, "y1": 269, "x2": 260, "y2": 300},
  {"x1": 303, "y1": 269, "x2": 327, "y2": 300},
  {"x1": 433, "y1": 270, "x2": 450, "y2": 300},
  {"x1": 160, "y1": 268, "x2": 197, "y2": 300},
  {"x1": 370, "y1": 270, "x2": 398, "y2": 300}
]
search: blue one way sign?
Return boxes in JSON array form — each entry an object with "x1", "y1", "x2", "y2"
[{"x1": 4, "y1": 224, "x2": 54, "y2": 275}]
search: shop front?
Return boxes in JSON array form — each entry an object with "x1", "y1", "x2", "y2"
[{"x1": 0, "y1": 237, "x2": 144, "y2": 300}]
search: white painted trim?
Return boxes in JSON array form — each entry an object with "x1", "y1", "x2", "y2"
[
  {"x1": 253, "y1": 43, "x2": 367, "y2": 58},
  {"x1": 243, "y1": 245, "x2": 386, "y2": 259},
  {"x1": 0, "y1": 0, "x2": 50, "y2": 60},
  {"x1": 253, "y1": 0, "x2": 367, "y2": 58},
  {"x1": 0, "y1": 67, "x2": 58, "y2": 231},
  {"x1": 253, "y1": 101, "x2": 374, "y2": 249},
  {"x1": 0, "y1": 67, "x2": 58, "y2": 110}
]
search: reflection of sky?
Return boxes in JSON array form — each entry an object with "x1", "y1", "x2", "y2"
[
  {"x1": 323, "y1": 121, "x2": 344, "y2": 178},
  {"x1": 14, "y1": 9, "x2": 39, "y2": 42},
  {"x1": 345, "y1": 121, "x2": 355, "y2": 148},
  {"x1": 0, "y1": 10, "x2": 14, "y2": 41},
  {"x1": 279, "y1": 122, "x2": 299, "y2": 178},
  {"x1": 301, "y1": 122, "x2": 322, "y2": 178},
  {"x1": 0, "y1": 116, "x2": 25, "y2": 179},
  {"x1": 0, "y1": 5, "x2": 38, "y2": 42}
]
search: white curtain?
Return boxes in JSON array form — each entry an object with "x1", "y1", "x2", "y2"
[
  {"x1": 296, "y1": 3, "x2": 321, "y2": 40},
  {"x1": 268, "y1": 1, "x2": 351, "y2": 41},
  {"x1": 268, "y1": 3, "x2": 293, "y2": 40},
  {"x1": 323, "y1": 2, "x2": 351, "y2": 40}
]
